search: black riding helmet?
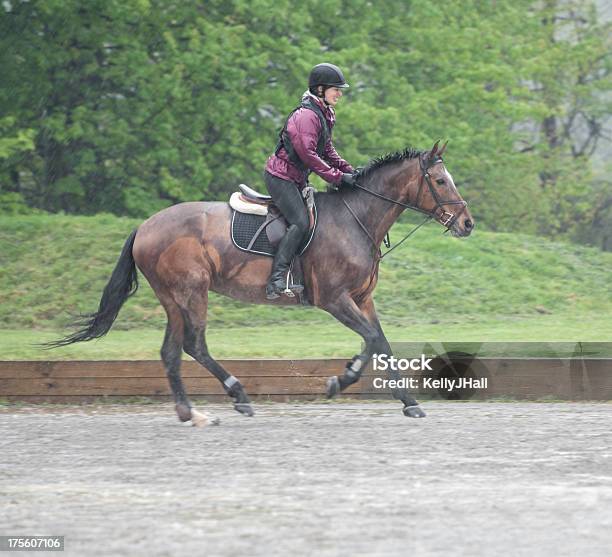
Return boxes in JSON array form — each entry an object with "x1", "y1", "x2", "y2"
[{"x1": 308, "y1": 63, "x2": 350, "y2": 93}]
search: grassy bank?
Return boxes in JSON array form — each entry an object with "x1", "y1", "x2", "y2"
[
  {"x1": 1, "y1": 213, "x2": 610, "y2": 358},
  {"x1": 1, "y1": 316, "x2": 610, "y2": 360}
]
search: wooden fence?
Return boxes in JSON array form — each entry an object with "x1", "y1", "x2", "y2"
[{"x1": 1, "y1": 358, "x2": 611, "y2": 402}]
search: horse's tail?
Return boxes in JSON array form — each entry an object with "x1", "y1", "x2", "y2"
[{"x1": 44, "y1": 229, "x2": 139, "y2": 348}]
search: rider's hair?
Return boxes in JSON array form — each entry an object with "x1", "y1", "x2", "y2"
[{"x1": 309, "y1": 84, "x2": 329, "y2": 98}]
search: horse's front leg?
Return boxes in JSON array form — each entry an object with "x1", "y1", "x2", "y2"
[
  {"x1": 358, "y1": 296, "x2": 425, "y2": 418},
  {"x1": 324, "y1": 294, "x2": 425, "y2": 418}
]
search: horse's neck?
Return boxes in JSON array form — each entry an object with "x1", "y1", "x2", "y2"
[{"x1": 345, "y1": 159, "x2": 420, "y2": 247}]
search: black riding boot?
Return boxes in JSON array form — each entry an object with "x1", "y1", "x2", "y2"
[{"x1": 266, "y1": 223, "x2": 305, "y2": 299}]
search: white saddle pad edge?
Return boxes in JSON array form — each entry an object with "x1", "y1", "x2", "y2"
[{"x1": 229, "y1": 192, "x2": 268, "y2": 216}]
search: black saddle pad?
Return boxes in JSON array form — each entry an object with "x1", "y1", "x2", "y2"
[
  {"x1": 230, "y1": 206, "x2": 317, "y2": 258},
  {"x1": 231, "y1": 211, "x2": 276, "y2": 256}
]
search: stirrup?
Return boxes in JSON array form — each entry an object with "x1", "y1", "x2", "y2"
[
  {"x1": 283, "y1": 272, "x2": 294, "y2": 295},
  {"x1": 283, "y1": 271, "x2": 304, "y2": 297},
  {"x1": 266, "y1": 274, "x2": 303, "y2": 300}
]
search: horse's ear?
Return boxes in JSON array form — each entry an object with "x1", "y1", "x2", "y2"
[
  {"x1": 426, "y1": 140, "x2": 440, "y2": 165},
  {"x1": 438, "y1": 140, "x2": 448, "y2": 157}
]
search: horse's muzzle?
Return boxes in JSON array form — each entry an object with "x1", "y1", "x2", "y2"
[{"x1": 451, "y1": 216, "x2": 474, "y2": 237}]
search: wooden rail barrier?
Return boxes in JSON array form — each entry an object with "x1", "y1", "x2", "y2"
[{"x1": 1, "y1": 358, "x2": 611, "y2": 402}]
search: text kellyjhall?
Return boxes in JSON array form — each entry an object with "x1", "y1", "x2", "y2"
[{"x1": 372, "y1": 377, "x2": 488, "y2": 391}]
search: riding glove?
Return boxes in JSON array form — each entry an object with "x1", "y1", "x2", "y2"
[{"x1": 341, "y1": 173, "x2": 356, "y2": 188}]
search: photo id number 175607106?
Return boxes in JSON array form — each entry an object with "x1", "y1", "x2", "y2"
[{"x1": 0, "y1": 536, "x2": 64, "y2": 552}]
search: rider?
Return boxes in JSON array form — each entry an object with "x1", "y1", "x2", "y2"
[{"x1": 264, "y1": 62, "x2": 356, "y2": 299}]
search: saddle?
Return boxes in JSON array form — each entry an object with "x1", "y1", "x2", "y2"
[
  {"x1": 229, "y1": 184, "x2": 317, "y2": 257},
  {"x1": 229, "y1": 184, "x2": 317, "y2": 304}
]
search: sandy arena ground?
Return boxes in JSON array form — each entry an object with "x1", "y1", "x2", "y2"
[{"x1": 1, "y1": 401, "x2": 612, "y2": 556}]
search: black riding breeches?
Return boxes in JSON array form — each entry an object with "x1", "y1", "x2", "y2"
[
  {"x1": 264, "y1": 172, "x2": 309, "y2": 235},
  {"x1": 264, "y1": 172, "x2": 310, "y2": 270}
]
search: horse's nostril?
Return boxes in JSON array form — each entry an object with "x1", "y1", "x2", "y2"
[{"x1": 464, "y1": 219, "x2": 473, "y2": 230}]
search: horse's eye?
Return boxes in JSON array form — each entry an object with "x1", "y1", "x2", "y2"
[{"x1": 436, "y1": 178, "x2": 445, "y2": 185}]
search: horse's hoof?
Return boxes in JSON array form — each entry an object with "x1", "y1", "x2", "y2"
[
  {"x1": 326, "y1": 376, "x2": 340, "y2": 398},
  {"x1": 234, "y1": 403, "x2": 255, "y2": 417},
  {"x1": 403, "y1": 405, "x2": 426, "y2": 418},
  {"x1": 176, "y1": 403, "x2": 193, "y2": 423}
]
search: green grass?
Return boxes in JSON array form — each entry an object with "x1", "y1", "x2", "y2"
[
  {"x1": 1, "y1": 213, "x2": 611, "y2": 359},
  {"x1": 1, "y1": 315, "x2": 611, "y2": 360}
]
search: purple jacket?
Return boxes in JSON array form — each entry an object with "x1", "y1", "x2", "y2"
[{"x1": 265, "y1": 91, "x2": 353, "y2": 187}]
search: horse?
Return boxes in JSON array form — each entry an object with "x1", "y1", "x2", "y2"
[{"x1": 49, "y1": 140, "x2": 473, "y2": 426}]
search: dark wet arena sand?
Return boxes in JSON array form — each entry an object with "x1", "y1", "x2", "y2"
[{"x1": 2, "y1": 401, "x2": 611, "y2": 556}]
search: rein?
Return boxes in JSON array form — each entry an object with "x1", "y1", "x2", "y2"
[
  {"x1": 343, "y1": 155, "x2": 468, "y2": 260},
  {"x1": 342, "y1": 197, "x2": 432, "y2": 260}
]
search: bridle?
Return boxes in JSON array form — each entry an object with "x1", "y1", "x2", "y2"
[
  {"x1": 342, "y1": 154, "x2": 468, "y2": 260},
  {"x1": 416, "y1": 155, "x2": 468, "y2": 229}
]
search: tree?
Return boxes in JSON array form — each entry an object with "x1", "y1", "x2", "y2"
[{"x1": 1, "y1": 0, "x2": 609, "y2": 250}]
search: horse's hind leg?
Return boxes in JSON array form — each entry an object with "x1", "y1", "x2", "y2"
[
  {"x1": 160, "y1": 302, "x2": 210, "y2": 426},
  {"x1": 181, "y1": 288, "x2": 254, "y2": 417}
]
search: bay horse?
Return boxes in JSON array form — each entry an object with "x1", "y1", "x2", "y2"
[{"x1": 50, "y1": 141, "x2": 473, "y2": 425}]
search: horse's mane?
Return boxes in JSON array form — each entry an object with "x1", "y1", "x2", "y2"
[{"x1": 354, "y1": 146, "x2": 423, "y2": 180}]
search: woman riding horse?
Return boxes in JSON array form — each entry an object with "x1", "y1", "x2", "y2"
[
  {"x1": 264, "y1": 63, "x2": 356, "y2": 299},
  {"x1": 46, "y1": 64, "x2": 474, "y2": 425}
]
